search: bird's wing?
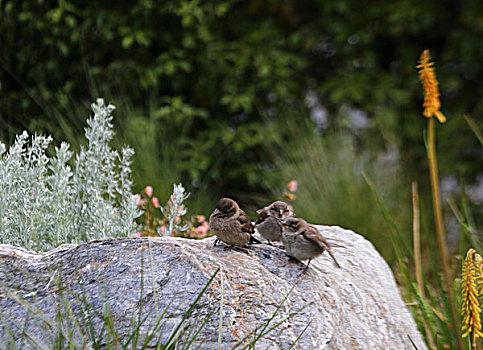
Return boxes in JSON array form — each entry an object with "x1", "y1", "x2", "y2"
[
  {"x1": 237, "y1": 210, "x2": 254, "y2": 233},
  {"x1": 299, "y1": 225, "x2": 327, "y2": 250},
  {"x1": 300, "y1": 225, "x2": 341, "y2": 268},
  {"x1": 255, "y1": 208, "x2": 268, "y2": 224}
]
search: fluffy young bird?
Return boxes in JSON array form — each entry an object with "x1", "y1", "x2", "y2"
[
  {"x1": 281, "y1": 217, "x2": 340, "y2": 268},
  {"x1": 209, "y1": 198, "x2": 260, "y2": 247},
  {"x1": 255, "y1": 201, "x2": 294, "y2": 244}
]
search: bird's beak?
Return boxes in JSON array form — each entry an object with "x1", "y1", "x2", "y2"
[
  {"x1": 213, "y1": 208, "x2": 221, "y2": 217},
  {"x1": 279, "y1": 209, "x2": 284, "y2": 215}
]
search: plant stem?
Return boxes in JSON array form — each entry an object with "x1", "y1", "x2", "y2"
[
  {"x1": 412, "y1": 182, "x2": 423, "y2": 295},
  {"x1": 427, "y1": 117, "x2": 461, "y2": 347},
  {"x1": 217, "y1": 266, "x2": 224, "y2": 350},
  {"x1": 413, "y1": 182, "x2": 436, "y2": 349}
]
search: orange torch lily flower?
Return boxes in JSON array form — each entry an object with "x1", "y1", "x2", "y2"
[{"x1": 417, "y1": 50, "x2": 447, "y2": 123}]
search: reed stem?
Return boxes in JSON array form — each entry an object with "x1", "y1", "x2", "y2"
[
  {"x1": 413, "y1": 181, "x2": 437, "y2": 349},
  {"x1": 427, "y1": 117, "x2": 461, "y2": 347},
  {"x1": 412, "y1": 182, "x2": 423, "y2": 294}
]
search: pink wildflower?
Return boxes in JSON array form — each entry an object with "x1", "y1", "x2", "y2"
[
  {"x1": 196, "y1": 215, "x2": 206, "y2": 223},
  {"x1": 287, "y1": 180, "x2": 298, "y2": 192},
  {"x1": 175, "y1": 216, "x2": 180, "y2": 223},
  {"x1": 151, "y1": 197, "x2": 160, "y2": 208},
  {"x1": 136, "y1": 231, "x2": 141, "y2": 237},
  {"x1": 195, "y1": 221, "x2": 210, "y2": 236},
  {"x1": 285, "y1": 193, "x2": 296, "y2": 201},
  {"x1": 135, "y1": 194, "x2": 141, "y2": 206},
  {"x1": 144, "y1": 186, "x2": 153, "y2": 197},
  {"x1": 159, "y1": 226, "x2": 167, "y2": 236}
]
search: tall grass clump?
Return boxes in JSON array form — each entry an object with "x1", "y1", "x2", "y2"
[
  {"x1": 266, "y1": 128, "x2": 409, "y2": 260},
  {"x1": 367, "y1": 49, "x2": 483, "y2": 349},
  {"x1": 0, "y1": 98, "x2": 140, "y2": 251},
  {"x1": 1, "y1": 263, "x2": 308, "y2": 349},
  {"x1": 358, "y1": 49, "x2": 466, "y2": 349}
]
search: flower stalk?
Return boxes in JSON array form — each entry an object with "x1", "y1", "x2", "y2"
[
  {"x1": 417, "y1": 49, "x2": 461, "y2": 346},
  {"x1": 461, "y1": 249, "x2": 483, "y2": 349},
  {"x1": 427, "y1": 116, "x2": 451, "y2": 282}
]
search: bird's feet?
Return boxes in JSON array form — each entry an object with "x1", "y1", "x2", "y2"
[
  {"x1": 228, "y1": 245, "x2": 251, "y2": 255},
  {"x1": 297, "y1": 266, "x2": 310, "y2": 277},
  {"x1": 294, "y1": 259, "x2": 311, "y2": 277},
  {"x1": 266, "y1": 240, "x2": 284, "y2": 249},
  {"x1": 287, "y1": 256, "x2": 301, "y2": 264}
]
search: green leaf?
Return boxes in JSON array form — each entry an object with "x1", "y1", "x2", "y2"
[{"x1": 122, "y1": 36, "x2": 134, "y2": 49}]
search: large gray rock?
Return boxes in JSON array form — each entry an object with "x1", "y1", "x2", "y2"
[{"x1": 0, "y1": 226, "x2": 426, "y2": 349}]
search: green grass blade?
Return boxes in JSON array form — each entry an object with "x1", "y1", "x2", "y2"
[
  {"x1": 182, "y1": 307, "x2": 218, "y2": 350},
  {"x1": 0, "y1": 306, "x2": 50, "y2": 350},
  {"x1": 362, "y1": 171, "x2": 414, "y2": 298},
  {"x1": 217, "y1": 266, "x2": 224, "y2": 350},
  {"x1": 164, "y1": 267, "x2": 220, "y2": 348},
  {"x1": 464, "y1": 114, "x2": 483, "y2": 147},
  {"x1": 249, "y1": 304, "x2": 312, "y2": 348},
  {"x1": 148, "y1": 239, "x2": 160, "y2": 318},
  {"x1": 231, "y1": 277, "x2": 310, "y2": 350},
  {"x1": 0, "y1": 312, "x2": 17, "y2": 349},
  {"x1": 287, "y1": 320, "x2": 311, "y2": 350}
]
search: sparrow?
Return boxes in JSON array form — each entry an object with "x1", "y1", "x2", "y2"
[
  {"x1": 255, "y1": 201, "x2": 294, "y2": 245},
  {"x1": 281, "y1": 217, "x2": 340, "y2": 268},
  {"x1": 209, "y1": 198, "x2": 260, "y2": 248}
]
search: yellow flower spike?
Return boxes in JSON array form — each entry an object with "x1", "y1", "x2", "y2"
[
  {"x1": 417, "y1": 49, "x2": 447, "y2": 123},
  {"x1": 461, "y1": 248, "x2": 483, "y2": 340},
  {"x1": 475, "y1": 253, "x2": 483, "y2": 293}
]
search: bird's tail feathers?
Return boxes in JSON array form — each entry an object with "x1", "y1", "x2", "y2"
[{"x1": 326, "y1": 247, "x2": 341, "y2": 268}]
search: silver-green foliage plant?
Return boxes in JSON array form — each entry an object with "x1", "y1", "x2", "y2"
[
  {"x1": 160, "y1": 183, "x2": 190, "y2": 236},
  {"x1": 0, "y1": 99, "x2": 141, "y2": 251}
]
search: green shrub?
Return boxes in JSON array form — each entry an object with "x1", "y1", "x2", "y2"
[{"x1": 0, "y1": 99, "x2": 140, "y2": 251}]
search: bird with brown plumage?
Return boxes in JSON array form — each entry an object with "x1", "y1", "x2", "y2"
[
  {"x1": 209, "y1": 198, "x2": 260, "y2": 248},
  {"x1": 281, "y1": 217, "x2": 340, "y2": 269},
  {"x1": 255, "y1": 201, "x2": 293, "y2": 245}
]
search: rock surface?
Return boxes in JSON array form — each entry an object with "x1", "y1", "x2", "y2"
[{"x1": 0, "y1": 225, "x2": 427, "y2": 349}]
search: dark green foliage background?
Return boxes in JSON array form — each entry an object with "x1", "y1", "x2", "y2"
[
  {"x1": 2, "y1": 3, "x2": 482, "y2": 346},
  {"x1": 1, "y1": 0, "x2": 481, "y2": 227}
]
